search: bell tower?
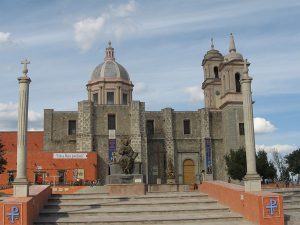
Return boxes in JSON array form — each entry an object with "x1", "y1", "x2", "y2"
[
  {"x1": 219, "y1": 33, "x2": 244, "y2": 108},
  {"x1": 219, "y1": 33, "x2": 246, "y2": 158},
  {"x1": 202, "y1": 38, "x2": 224, "y2": 109}
]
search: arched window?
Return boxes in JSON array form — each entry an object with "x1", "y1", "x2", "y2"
[
  {"x1": 214, "y1": 66, "x2": 219, "y2": 79},
  {"x1": 235, "y1": 73, "x2": 241, "y2": 92}
]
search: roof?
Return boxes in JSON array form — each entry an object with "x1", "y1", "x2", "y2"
[{"x1": 91, "y1": 60, "x2": 130, "y2": 81}]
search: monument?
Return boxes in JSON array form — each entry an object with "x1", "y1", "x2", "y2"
[
  {"x1": 241, "y1": 59, "x2": 261, "y2": 192},
  {"x1": 13, "y1": 59, "x2": 31, "y2": 197},
  {"x1": 106, "y1": 137, "x2": 143, "y2": 184}
]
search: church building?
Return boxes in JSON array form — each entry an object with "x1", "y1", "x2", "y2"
[{"x1": 42, "y1": 34, "x2": 247, "y2": 185}]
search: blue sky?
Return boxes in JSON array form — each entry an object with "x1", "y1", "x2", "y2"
[{"x1": 0, "y1": 0, "x2": 299, "y2": 154}]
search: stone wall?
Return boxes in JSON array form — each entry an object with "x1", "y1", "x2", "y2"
[
  {"x1": 43, "y1": 109, "x2": 78, "y2": 152},
  {"x1": 76, "y1": 101, "x2": 93, "y2": 152}
]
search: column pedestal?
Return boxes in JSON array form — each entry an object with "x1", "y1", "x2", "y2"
[
  {"x1": 244, "y1": 174, "x2": 261, "y2": 192},
  {"x1": 13, "y1": 179, "x2": 29, "y2": 197}
]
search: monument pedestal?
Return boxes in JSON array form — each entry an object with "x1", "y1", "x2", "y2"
[
  {"x1": 167, "y1": 179, "x2": 175, "y2": 184},
  {"x1": 244, "y1": 174, "x2": 261, "y2": 192},
  {"x1": 13, "y1": 179, "x2": 29, "y2": 197},
  {"x1": 106, "y1": 162, "x2": 144, "y2": 184}
]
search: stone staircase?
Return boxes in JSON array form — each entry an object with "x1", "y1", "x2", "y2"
[
  {"x1": 271, "y1": 188, "x2": 300, "y2": 225},
  {"x1": 34, "y1": 190, "x2": 255, "y2": 225}
]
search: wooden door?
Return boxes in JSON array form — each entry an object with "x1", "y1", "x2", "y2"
[{"x1": 183, "y1": 159, "x2": 196, "y2": 184}]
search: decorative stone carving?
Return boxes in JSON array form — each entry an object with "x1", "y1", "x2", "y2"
[
  {"x1": 118, "y1": 137, "x2": 138, "y2": 174},
  {"x1": 167, "y1": 158, "x2": 175, "y2": 179}
]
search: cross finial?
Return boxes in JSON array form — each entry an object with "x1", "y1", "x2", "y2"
[
  {"x1": 211, "y1": 38, "x2": 214, "y2": 50},
  {"x1": 21, "y1": 59, "x2": 30, "y2": 76}
]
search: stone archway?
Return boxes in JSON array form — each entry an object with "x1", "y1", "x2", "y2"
[{"x1": 183, "y1": 159, "x2": 196, "y2": 184}]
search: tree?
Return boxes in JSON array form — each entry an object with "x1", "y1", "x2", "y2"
[
  {"x1": 224, "y1": 148, "x2": 246, "y2": 181},
  {"x1": 272, "y1": 149, "x2": 288, "y2": 181},
  {"x1": 225, "y1": 148, "x2": 277, "y2": 182},
  {"x1": 285, "y1": 148, "x2": 300, "y2": 183},
  {"x1": 256, "y1": 150, "x2": 277, "y2": 180},
  {"x1": 0, "y1": 139, "x2": 7, "y2": 173}
]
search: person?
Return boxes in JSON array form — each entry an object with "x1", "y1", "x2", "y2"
[
  {"x1": 228, "y1": 177, "x2": 231, "y2": 183},
  {"x1": 8, "y1": 173, "x2": 14, "y2": 184},
  {"x1": 200, "y1": 170, "x2": 205, "y2": 184},
  {"x1": 193, "y1": 183, "x2": 198, "y2": 190}
]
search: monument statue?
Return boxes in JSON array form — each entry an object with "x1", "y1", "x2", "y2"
[{"x1": 118, "y1": 137, "x2": 138, "y2": 174}]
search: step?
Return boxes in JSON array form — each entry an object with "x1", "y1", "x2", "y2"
[
  {"x1": 34, "y1": 211, "x2": 246, "y2": 224},
  {"x1": 39, "y1": 204, "x2": 229, "y2": 216},
  {"x1": 49, "y1": 192, "x2": 207, "y2": 200},
  {"x1": 44, "y1": 198, "x2": 218, "y2": 209}
]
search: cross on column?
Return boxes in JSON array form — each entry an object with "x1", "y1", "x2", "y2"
[{"x1": 21, "y1": 59, "x2": 30, "y2": 76}]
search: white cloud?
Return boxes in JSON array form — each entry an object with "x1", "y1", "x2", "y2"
[
  {"x1": 256, "y1": 144, "x2": 298, "y2": 155},
  {"x1": 0, "y1": 32, "x2": 10, "y2": 44},
  {"x1": 110, "y1": 0, "x2": 136, "y2": 17},
  {"x1": 183, "y1": 86, "x2": 204, "y2": 103},
  {"x1": 73, "y1": 0, "x2": 137, "y2": 50},
  {"x1": 134, "y1": 82, "x2": 147, "y2": 93},
  {"x1": 74, "y1": 16, "x2": 106, "y2": 51},
  {"x1": 0, "y1": 102, "x2": 42, "y2": 131},
  {"x1": 254, "y1": 117, "x2": 277, "y2": 134}
]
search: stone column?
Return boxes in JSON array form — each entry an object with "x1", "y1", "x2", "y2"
[
  {"x1": 14, "y1": 59, "x2": 31, "y2": 197},
  {"x1": 241, "y1": 59, "x2": 261, "y2": 192},
  {"x1": 162, "y1": 108, "x2": 176, "y2": 184}
]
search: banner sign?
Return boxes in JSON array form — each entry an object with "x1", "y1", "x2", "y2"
[
  {"x1": 205, "y1": 138, "x2": 213, "y2": 174},
  {"x1": 109, "y1": 130, "x2": 116, "y2": 139},
  {"x1": 108, "y1": 139, "x2": 116, "y2": 161},
  {"x1": 53, "y1": 153, "x2": 87, "y2": 159}
]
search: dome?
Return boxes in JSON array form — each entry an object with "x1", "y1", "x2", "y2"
[
  {"x1": 90, "y1": 41, "x2": 130, "y2": 82},
  {"x1": 202, "y1": 38, "x2": 223, "y2": 65},
  {"x1": 91, "y1": 61, "x2": 130, "y2": 81},
  {"x1": 203, "y1": 49, "x2": 223, "y2": 60},
  {"x1": 224, "y1": 52, "x2": 243, "y2": 62}
]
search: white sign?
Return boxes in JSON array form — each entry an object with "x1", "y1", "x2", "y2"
[
  {"x1": 135, "y1": 178, "x2": 142, "y2": 183},
  {"x1": 53, "y1": 153, "x2": 87, "y2": 159},
  {"x1": 109, "y1": 130, "x2": 116, "y2": 139}
]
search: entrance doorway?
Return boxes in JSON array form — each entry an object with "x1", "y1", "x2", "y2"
[
  {"x1": 58, "y1": 170, "x2": 65, "y2": 185},
  {"x1": 183, "y1": 159, "x2": 196, "y2": 184},
  {"x1": 35, "y1": 172, "x2": 45, "y2": 184}
]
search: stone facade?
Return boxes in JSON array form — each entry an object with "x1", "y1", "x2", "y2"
[{"x1": 43, "y1": 36, "x2": 251, "y2": 185}]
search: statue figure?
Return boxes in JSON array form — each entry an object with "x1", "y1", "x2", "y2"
[
  {"x1": 118, "y1": 137, "x2": 138, "y2": 174},
  {"x1": 167, "y1": 158, "x2": 175, "y2": 179}
]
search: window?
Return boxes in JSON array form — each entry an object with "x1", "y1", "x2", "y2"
[
  {"x1": 146, "y1": 120, "x2": 154, "y2": 135},
  {"x1": 68, "y1": 120, "x2": 76, "y2": 135},
  {"x1": 183, "y1": 120, "x2": 191, "y2": 134},
  {"x1": 214, "y1": 66, "x2": 219, "y2": 79},
  {"x1": 107, "y1": 92, "x2": 114, "y2": 105},
  {"x1": 239, "y1": 123, "x2": 245, "y2": 135},
  {"x1": 235, "y1": 73, "x2": 241, "y2": 93},
  {"x1": 93, "y1": 93, "x2": 98, "y2": 104},
  {"x1": 122, "y1": 93, "x2": 128, "y2": 105},
  {"x1": 108, "y1": 114, "x2": 116, "y2": 130}
]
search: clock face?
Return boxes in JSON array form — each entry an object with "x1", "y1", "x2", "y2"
[{"x1": 215, "y1": 91, "x2": 220, "y2": 96}]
